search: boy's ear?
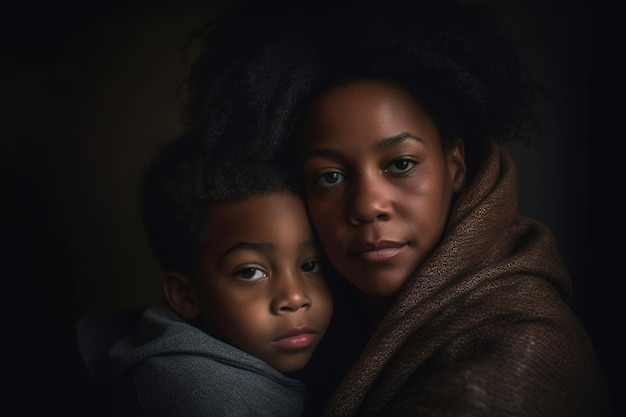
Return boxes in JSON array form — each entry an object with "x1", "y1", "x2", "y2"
[
  {"x1": 447, "y1": 138, "x2": 467, "y2": 193},
  {"x1": 162, "y1": 271, "x2": 199, "y2": 320}
]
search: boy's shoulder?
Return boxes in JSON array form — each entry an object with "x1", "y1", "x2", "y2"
[
  {"x1": 121, "y1": 305, "x2": 307, "y2": 417},
  {"x1": 78, "y1": 304, "x2": 307, "y2": 416},
  {"x1": 77, "y1": 305, "x2": 145, "y2": 378},
  {"x1": 130, "y1": 351, "x2": 305, "y2": 416}
]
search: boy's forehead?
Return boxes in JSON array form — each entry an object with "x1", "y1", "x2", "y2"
[{"x1": 204, "y1": 193, "x2": 311, "y2": 243}]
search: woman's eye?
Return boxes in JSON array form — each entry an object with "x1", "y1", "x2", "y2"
[
  {"x1": 386, "y1": 158, "x2": 416, "y2": 174},
  {"x1": 235, "y1": 267, "x2": 267, "y2": 282},
  {"x1": 315, "y1": 171, "x2": 346, "y2": 187},
  {"x1": 301, "y1": 260, "x2": 322, "y2": 273}
]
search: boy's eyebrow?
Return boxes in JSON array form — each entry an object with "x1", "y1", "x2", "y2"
[
  {"x1": 303, "y1": 132, "x2": 424, "y2": 160},
  {"x1": 222, "y1": 242, "x2": 274, "y2": 258},
  {"x1": 222, "y1": 237, "x2": 317, "y2": 258},
  {"x1": 300, "y1": 237, "x2": 317, "y2": 251}
]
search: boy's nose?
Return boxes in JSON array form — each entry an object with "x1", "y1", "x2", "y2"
[
  {"x1": 348, "y1": 173, "x2": 392, "y2": 225},
  {"x1": 271, "y1": 273, "x2": 312, "y2": 314}
]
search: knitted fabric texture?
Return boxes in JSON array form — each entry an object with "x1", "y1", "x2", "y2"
[{"x1": 322, "y1": 142, "x2": 609, "y2": 417}]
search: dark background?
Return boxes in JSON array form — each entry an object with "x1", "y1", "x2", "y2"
[{"x1": 1, "y1": 0, "x2": 617, "y2": 415}]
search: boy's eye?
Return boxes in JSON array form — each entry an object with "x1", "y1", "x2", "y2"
[
  {"x1": 301, "y1": 260, "x2": 322, "y2": 273},
  {"x1": 235, "y1": 267, "x2": 268, "y2": 282},
  {"x1": 315, "y1": 171, "x2": 346, "y2": 187},
  {"x1": 386, "y1": 158, "x2": 416, "y2": 174}
]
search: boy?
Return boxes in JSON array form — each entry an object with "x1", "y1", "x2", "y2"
[{"x1": 78, "y1": 137, "x2": 333, "y2": 417}]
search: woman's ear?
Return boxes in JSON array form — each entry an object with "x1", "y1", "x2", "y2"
[
  {"x1": 447, "y1": 138, "x2": 467, "y2": 193},
  {"x1": 162, "y1": 271, "x2": 199, "y2": 320}
]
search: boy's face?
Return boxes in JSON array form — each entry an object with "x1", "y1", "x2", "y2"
[
  {"x1": 302, "y1": 80, "x2": 466, "y2": 296},
  {"x1": 194, "y1": 193, "x2": 332, "y2": 373}
]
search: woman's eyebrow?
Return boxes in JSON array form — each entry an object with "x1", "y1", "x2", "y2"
[
  {"x1": 303, "y1": 132, "x2": 424, "y2": 161},
  {"x1": 375, "y1": 132, "x2": 424, "y2": 150}
]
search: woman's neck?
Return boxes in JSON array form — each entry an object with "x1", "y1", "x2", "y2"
[{"x1": 363, "y1": 294, "x2": 397, "y2": 329}]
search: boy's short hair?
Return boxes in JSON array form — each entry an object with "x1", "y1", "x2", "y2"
[{"x1": 140, "y1": 134, "x2": 302, "y2": 275}]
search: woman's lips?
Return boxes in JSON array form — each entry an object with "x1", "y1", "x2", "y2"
[
  {"x1": 358, "y1": 246, "x2": 403, "y2": 261},
  {"x1": 350, "y1": 241, "x2": 406, "y2": 262},
  {"x1": 273, "y1": 329, "x2": 317, "y2": 350}
]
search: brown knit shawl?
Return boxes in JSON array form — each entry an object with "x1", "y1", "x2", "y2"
[{"x1": 322, "y1": 142, "x2": 609, "y2": 417}]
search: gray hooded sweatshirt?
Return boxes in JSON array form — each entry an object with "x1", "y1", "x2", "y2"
[{"x1": 78, "y1": 304, "x2": 306, "y2": 417}]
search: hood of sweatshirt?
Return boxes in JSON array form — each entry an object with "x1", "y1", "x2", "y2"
[{"x1": 78, "y1": 303, "x2": 300, "y2": 388}]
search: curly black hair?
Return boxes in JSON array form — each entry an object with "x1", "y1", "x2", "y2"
[
  {"x1": 149, "y1": 0, "x2": 540, "y2": 273},
  {"x1": 183, "y1": 0, "x2": 538, "y2": 174},
  {"x1": 141, "y1": 134, "x2": 302, "y2": 275}
]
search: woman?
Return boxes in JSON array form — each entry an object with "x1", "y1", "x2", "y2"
[{"x1": 184, "y1": 0, "x2": 610, "y2": 415}]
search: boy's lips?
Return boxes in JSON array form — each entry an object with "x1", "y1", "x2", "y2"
[
  {"x1": 349, "y1": 240, "x2": 406, "y2": 262},
  {"x1": 273, "y1": 327, "x2": 317, "y2": 350}
]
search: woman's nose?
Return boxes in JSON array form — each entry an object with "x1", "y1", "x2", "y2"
[
  {"x1": 270, "y1": 272, "x2": 312, "y2": 314},
  {"x1": 347, "y1": 173, "x2": 392, "y2": 225}
]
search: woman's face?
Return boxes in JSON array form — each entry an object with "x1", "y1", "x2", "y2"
[{"x1": 301, "y1": 80, "x2": 466, "y2": 296}]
